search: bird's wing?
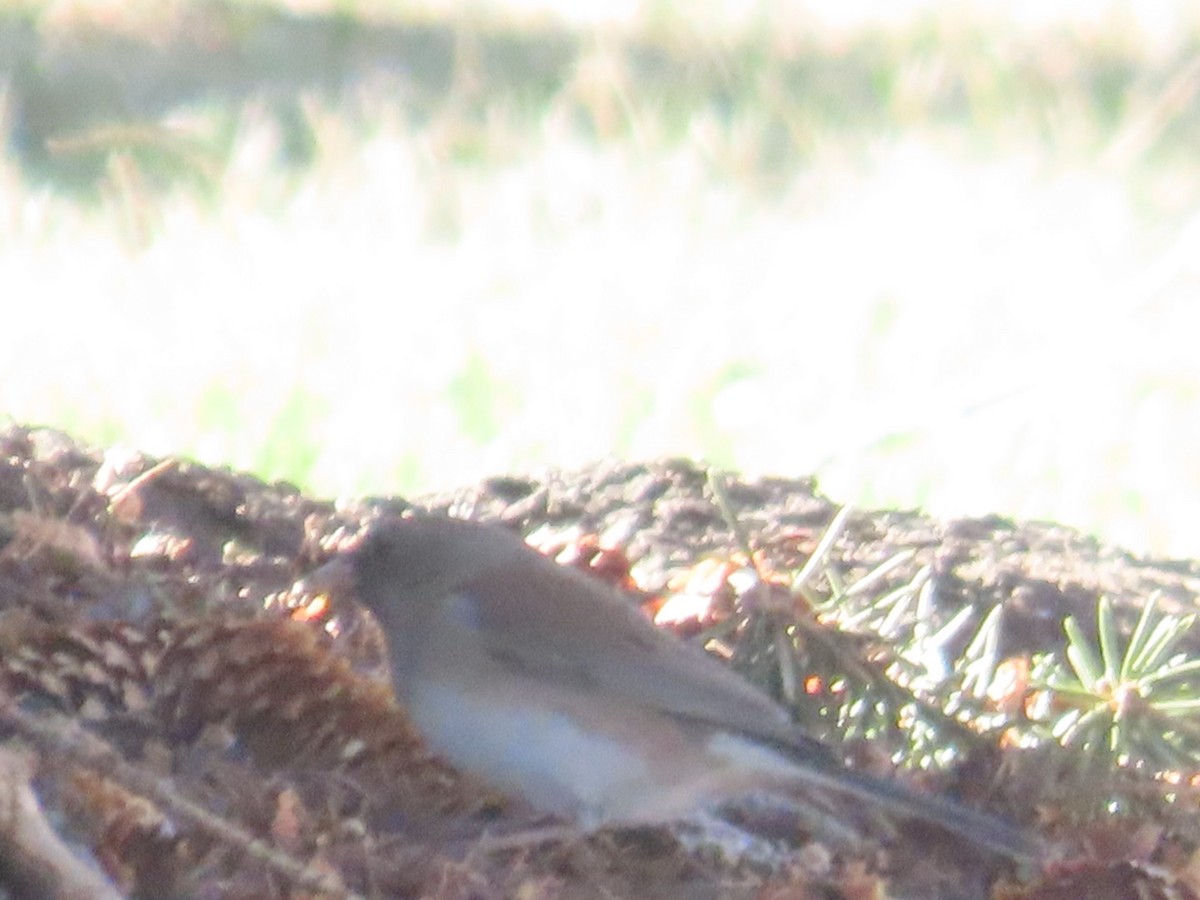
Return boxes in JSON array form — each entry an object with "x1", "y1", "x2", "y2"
[{"x1": 460, "y1": 553, "x2": 833, "y2": 760}]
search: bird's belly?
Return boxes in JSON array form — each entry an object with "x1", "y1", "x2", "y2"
[
  {"x1": 409, "y1": 678, "x2": 658, "y2": 825},
  {"x1": 407, "y1": 677, "x2": 796, "y2": 828}
]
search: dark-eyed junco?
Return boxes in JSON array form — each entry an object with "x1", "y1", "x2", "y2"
[{"x1": 309, "y1": 514, "x2": 1035, "y2": 859}]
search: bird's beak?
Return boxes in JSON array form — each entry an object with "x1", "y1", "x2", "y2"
[{"x1": 297, "y1": 556, "x2": 357, "y2": 600}]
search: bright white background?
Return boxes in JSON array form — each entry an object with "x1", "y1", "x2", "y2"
[{"x1": 4, "y1": 0, "x2": 1200, "y2": 556}]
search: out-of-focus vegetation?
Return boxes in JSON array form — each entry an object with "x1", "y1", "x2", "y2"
[{"x1": 3, "y1": 0, "x2": 1200, "y2": 555}]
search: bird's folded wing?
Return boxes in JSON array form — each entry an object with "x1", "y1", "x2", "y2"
[{"x1": 464, "y1": 559, "x2": 835, "y2": 760}]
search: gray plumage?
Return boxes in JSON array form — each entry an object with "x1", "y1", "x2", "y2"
[{"x1": 326, "y1": 514, "x2": 1035, "y2": 860}]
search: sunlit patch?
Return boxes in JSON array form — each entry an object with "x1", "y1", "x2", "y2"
[{"x1": 289, "y1": 591, "x2": 330, "y2": 624}]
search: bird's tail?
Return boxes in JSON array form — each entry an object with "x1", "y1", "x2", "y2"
[{"x1": 792, "y1": 758, "x2": 1039, "y2": 860}]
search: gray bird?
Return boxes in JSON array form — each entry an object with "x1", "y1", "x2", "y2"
[{"x1": 309, "y1": 514, "x2": 1036, "y2": 859}]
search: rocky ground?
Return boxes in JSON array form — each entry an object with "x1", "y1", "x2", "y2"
[{"x1": 1, "y1": 423, "x2": 1198, "y2": 899}]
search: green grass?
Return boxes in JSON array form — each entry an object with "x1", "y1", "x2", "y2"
[{"x1": 3, "y1": 1, "x2": 1200, "y2": 556}]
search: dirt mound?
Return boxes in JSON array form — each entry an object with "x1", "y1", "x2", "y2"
[{"x1": 2, "y1": 424, "x2": 1196, "y2": 898}]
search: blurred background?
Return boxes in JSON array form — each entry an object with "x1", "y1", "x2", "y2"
[{"x1": 2, "y1": 0, "x2": 1199, "y2": 556}]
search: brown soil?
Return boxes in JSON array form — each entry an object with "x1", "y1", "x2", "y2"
[{"x1": 1, "y1": 423, "x2": 1197, "y2": 899}]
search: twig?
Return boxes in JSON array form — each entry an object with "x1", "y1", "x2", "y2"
[
  {"x1": 0, "y1": 743, "x2": 123, "y2": 900},
  {"x1": 0, "y1": 702, "x2": 363, "y2": 900}
]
